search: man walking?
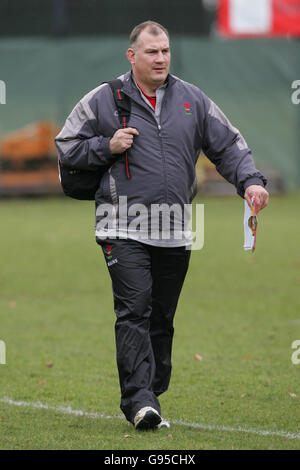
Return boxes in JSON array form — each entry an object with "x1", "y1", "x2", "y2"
[{"x1": 55, "y1": 21, "x2": 269, "y2": 430}]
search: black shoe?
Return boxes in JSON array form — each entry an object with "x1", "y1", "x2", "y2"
[{"x1": 134, "y1": 406, "x2": 162, "y2": 430}]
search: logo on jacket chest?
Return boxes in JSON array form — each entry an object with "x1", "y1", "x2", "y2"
[{"x1": 183, "y1": 102, "x2": 192, "y2": 115}]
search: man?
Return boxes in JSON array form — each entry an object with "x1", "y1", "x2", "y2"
[{"x1": 55, "y1": 21, "x2": 269, "y2": 430}]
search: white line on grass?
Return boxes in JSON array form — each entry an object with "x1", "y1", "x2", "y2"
[
  {"x1": 1, "y1": 397, "x2": 300, "y2": 441},
  {"x1": 0, "y1": 397, "x2": 122, "y2": 420}
]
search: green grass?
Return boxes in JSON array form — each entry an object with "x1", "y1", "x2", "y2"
[{"x1": 0, "y1": 191, "x2": 300, "y2": 449}]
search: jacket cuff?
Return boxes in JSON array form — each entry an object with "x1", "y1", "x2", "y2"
[
  {"x1": 101, "y1": 137, "x2": 113, "y2": 159},
  {"x1": 243, "y1": 177, "x2": 265, "y2": 191}
]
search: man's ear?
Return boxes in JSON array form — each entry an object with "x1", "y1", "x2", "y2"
[{"x1": 126, "y1": 48, "x2": 135, "y2": 65}]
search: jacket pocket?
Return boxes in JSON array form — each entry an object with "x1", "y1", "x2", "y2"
[
  {"x1": 101, "y1": 168, "x2": 118, "y2": 204},
  {"x1": 108, "y1": 169, "x2": 118, "y2": 205},
  {"x1": 100, "y1": 172, "x2": 110, "y2": 201},
  {"x1": 189, "y1": 175, "x2": 198, "y2": 202}
]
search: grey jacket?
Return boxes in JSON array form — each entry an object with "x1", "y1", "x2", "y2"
[{"x1": 55, "y1": 71, "x2": 266, "y2": 246}]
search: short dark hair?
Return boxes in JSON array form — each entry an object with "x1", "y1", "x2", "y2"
[{"x1": 130, "y1": 21, "x2": 169, "y2": 49}]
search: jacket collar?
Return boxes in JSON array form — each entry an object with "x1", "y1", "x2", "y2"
[{"x1": 121, "y1": 70, "x2": 176, "y2": 98}]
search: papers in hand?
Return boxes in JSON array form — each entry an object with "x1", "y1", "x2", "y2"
[{"x1": 243, "y1": 196, "x2": 257, "y2": 252}]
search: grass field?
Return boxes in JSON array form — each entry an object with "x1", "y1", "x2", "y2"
[{"x1": 0, "y1": 191, "x2": 300, "y2": 450}]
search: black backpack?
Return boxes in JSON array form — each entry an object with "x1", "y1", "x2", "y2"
[{"x1": 58, "y1": 79, "x2": 131, "y2": 200}]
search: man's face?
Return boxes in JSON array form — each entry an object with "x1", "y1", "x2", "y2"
[{"x1": 127, "y1": 29, "x2": 171, "y2": 91}]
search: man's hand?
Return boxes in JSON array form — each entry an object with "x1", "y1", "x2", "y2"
[
  {"x1": 109, "y1": 127, "x2": 139, "y2": 154},
  {"x1": 245, "y1": 185, "x2": 269, "y2": 213}
]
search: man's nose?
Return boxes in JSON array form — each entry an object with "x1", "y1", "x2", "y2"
[{"x1": 155, "y1": 51, "x2": 164, "y2": 62}]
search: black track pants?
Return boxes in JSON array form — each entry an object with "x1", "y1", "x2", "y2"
[{"x1": 98, "y1": 238, "x2": 191, "y2": 423}]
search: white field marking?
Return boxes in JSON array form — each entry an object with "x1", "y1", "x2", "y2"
[
  {"x1": 1, "y1": 397, "x2": 300, "y2": 441},
  {"x1": 0, "y1": 397, "x2": 123, "y2": 420}
]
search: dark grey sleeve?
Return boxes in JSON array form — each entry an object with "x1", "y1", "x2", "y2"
[
  {"x1": 55, "y1": 90, "x2": 115, "y2": 171},
  {"x1": 201, "y1": 95, "x2": 267, "y2": 198}
]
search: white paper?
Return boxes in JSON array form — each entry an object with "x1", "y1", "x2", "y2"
[{"x1": 243, "y1": 199, "x2": 255, "y2": 251}]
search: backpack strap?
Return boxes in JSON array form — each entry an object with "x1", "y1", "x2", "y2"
[{"x1": 107, "y1": 79, "x2": 131, "y2": 179}]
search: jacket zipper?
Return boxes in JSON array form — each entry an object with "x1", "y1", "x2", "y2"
[
  {"x1": 157, "y1": 122, "x2": 168, "y2": 203},
  {"x1": 123, "y1": 90, "x2": 169, "y2": 202}
]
